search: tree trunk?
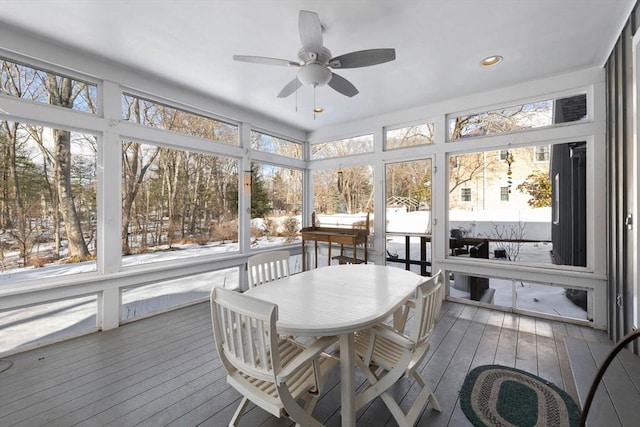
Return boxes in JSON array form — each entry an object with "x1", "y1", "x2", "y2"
[
  {"x1": 47, "y1": 75, "x2": 90, "y2": 259},
  {"x1": 53, "y1": 128, "x2": 90, "y2": 259}
]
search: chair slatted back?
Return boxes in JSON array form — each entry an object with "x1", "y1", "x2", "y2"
[
  {"x1": 410, "y1": 270, "x2": 444, "y2": 347},
  {"x1": 210, "y1": 287, "x2": 281, "y2": 382},
  {"x1": 248, "y1": 250, "x2": 291, "y2": 288}
]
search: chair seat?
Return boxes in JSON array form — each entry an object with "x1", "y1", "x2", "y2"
[
  {"x1": 228, "y1": 338, "x2": 338, "y2": 417},
  {"x1": 354, "y1": 326, "x2": 429, "y2": 375},
  {"x1": 354, "y1": 327, "x2": 406, "y2": 368}
]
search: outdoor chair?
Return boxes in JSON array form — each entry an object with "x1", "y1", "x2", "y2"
[
  {"x1": 210, "y1": 287, "x2": 337, "y2": 426},
  {"x1": 354, "y1": 271, "x2": 444, "y2": 427},
  {"x1": 247, "y1": 250, "x2": 291, "y2": 289}
]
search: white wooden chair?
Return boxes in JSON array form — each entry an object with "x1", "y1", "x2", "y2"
[
  {"x1": 210, "y1": 287, "x2": 337, "y2": 426},
  {"x1": 247, "y1": 250, "x2": 291, "y2": 288},
  {"x1": 353, "y1": 270, "x2": 444, "y2": 427}
]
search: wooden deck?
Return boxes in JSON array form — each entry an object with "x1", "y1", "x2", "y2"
[{"x1": 0, "y1": 299, "x2": 625, "y2": 426}]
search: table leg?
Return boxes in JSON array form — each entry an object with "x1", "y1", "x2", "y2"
[
  {"x1": 405, "y1": 236, "x2": 411, "y2": 271},
  {"x1": 420, "y1": 236, "x2": 427, "y2": 276},
  {"x1": 314, "y1": 241, "x2": 318, "y2": 268},
  {"x1": 302, "y1": 239, "x2": 306, "y2": 271},
  {"x1": 339, "y1": 333, "x2": 356, "y2": 427}
]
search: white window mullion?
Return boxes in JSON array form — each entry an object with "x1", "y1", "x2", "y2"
[{"x1": 98, "y1": 80, "x2": 123, "y2": 330}]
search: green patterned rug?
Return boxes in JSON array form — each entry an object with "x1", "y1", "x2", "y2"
[{"x1": 460, "y1": 365, "x2": 581, "y2": 427}]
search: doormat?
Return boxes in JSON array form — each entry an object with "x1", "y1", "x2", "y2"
[{"x1": 460, "y1": 364, "x2": 581, "y2": 427}]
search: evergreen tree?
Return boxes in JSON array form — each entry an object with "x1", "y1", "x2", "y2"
[{"x1": 251, "y1": 165, "x2": 272, "y2": 218}]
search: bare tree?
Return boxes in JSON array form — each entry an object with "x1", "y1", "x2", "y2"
[
  {"x1": 47, "y1": 74, "x2": 91, "y2": 259},
  {"x1": 122, "y1": 140, "x2": 160, "y2": 254}
]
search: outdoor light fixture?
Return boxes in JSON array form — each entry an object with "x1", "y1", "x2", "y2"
[
  {"x1": 481, "y1": 55, "x2": 503, "y2": 67},
  {"x1": 243, "y1": 170, "x2": 252, "y2": 192}
]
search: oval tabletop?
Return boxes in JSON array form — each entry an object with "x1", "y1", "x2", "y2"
[{"x1": 244, "y1": 264, "x2": 422, "y2": 336}]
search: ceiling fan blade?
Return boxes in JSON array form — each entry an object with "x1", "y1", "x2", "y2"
[
  {"x1": 329, "y1": 48, "x2": 396, "y2": 68},
  {"x1": 328, "y1": 72, "x2": 359, "y2": 97},
  {"x1": 233, "y1": 55, "x2": 300, "y2": 67},
  {"x1": 277, "y1": 78, "x2": 303, "y2": 98},
  {"x1": 299, "y1": 10, "x2": 323, "y2": 56}
]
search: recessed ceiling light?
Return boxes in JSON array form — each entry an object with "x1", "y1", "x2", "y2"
[
  {"x1": 481, "y1": 55, "x2": 503, "y2": 67},
  {"x1": 313, "y1": 107, "x2": 324, "y2": 114}
]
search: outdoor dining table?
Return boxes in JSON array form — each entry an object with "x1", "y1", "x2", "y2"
[{"x1": 244, "y1": 263, "x2": 422, "y2": 427}]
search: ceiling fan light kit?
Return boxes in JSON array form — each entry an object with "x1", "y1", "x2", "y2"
[
  {"x1": 233, "y1": 10, "x2": 396, "y2": 114},
  {"x1": 298, "y1": 63, "x2": 332, "y2": 87}
]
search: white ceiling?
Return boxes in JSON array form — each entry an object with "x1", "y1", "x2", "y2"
[{"x1": 1, "y1": 0, "x2": 635, "y2": 132}]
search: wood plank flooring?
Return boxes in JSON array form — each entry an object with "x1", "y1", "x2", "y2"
[
  {"x1": 0, "y1": 300, "x2": 614, "y2": 426},
  {"x1": 565, "y1": 337, "x2": 640, "y2": 427}
]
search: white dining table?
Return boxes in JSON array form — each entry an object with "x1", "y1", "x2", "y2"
[{"x1": 244, "y1": 263, "x2": 423, "y2": 427}]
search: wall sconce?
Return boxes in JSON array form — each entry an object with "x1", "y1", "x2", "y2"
[{"x1": 243, "y1": 170, "x2": 252, "y2": 192}]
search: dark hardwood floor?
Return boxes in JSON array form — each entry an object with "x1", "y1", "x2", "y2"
[{"x1": 0, "y1": 299, "x2": 619, "y2": 426}]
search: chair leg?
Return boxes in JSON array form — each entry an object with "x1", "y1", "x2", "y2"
[
  {"x1": 355, "y1": 354, "x2": 411, "y2": 409},
  {"x1": 278, "y1": 385, "x2": 324, "y2": 427},
  {"x1": 229, "y1": 397, "x2": 250, "y2": 426},
  {"x1": 356, "y1": 356, "x2": 441, "y2": 427},
  {"x1": 411, "y1": 370, "x2": 441, "y2": 413}
]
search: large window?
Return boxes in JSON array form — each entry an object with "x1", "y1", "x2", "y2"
[
  {"x1": 385, "y1": 159, "x2": 433, "y2": 275},
  {"x1": 250, "y1": 163, "x2": 303, "y2": 246},
  {"x1": 250, "y1": 131, "x2": 302, "y2": 159},
  {"x1": 121, "y1": 141, "x2": 239, "y2": 262},
  {"x1": 0, "y1": 123, "x2": 97, "y2": 281},
  {"x1": 121, "y1": 268, "x2": 239, "y2": 321},
  {"x1": 385, "y1": 123, "x2": 434, "y2": 150},
  {"x1": 313, "y1": 165, "x2": 373, "y2": 215},
  {"x1": 311, "y1": 134, "x2": 374, "y2": 159},
  {"x1": 122, "y1": 94, "x2": 238, "y2": 145},
  {"x1": 1, "y1": 56, "x2": 97, "y2": 113},
  {"x1": 449, "y1": 272, "x2": 589, "y2": 322},
  {"x1": 0, "y1": 295, "x2": 98, "y2": 355},
  {"x1": 447, "y1": 142, "x2": 586, "y2": 268},
  {"x1": 448, "y1": 94, "x2": 586, "y2": 141}
]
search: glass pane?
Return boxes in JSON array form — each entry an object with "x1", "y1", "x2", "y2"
[
  {"x1": 122, "y1": 94, "x2": 238, "y2": 145},
  {"x1": 449, "y1": 273, "x2": 589, "y2": 321},
  {"x1": 122, "y1": 141, "x2": 239, "y2": 263},
  {"x1": 0, "y1": 295, "x2": 97, "y2": 354},
  {"x1": 448, "y1": 142, "x2": 587, "y2": 267},
  {"x1": 515, "y1": 281, "x2": 588, "y2": 321},
  {"x1": 0, "y1": 122, "x2": 97, "y2": 283},
  {"x1": 250, "y1": 163, "x2": 303, "y2": 247},
  {"x1": 385, "y1": 123, "x2": 434, "y2": 150},
  {"x1": 121, "y1": 268, "x2": 239, "y2": 321},
  {"x1": 250, "y1": 131, "x2": 302, "y2": 159},
  {"x1": 313, "y1": 165, "x2": 374, "y2": 216},
  {"x1": 1, "y1": 56, "x2": 97, "y2": 113},
  {"x1": 448, "y1": 94, "x2": 587, "y2": 141},
  {"x1": 385, "y1": 158, "x2": 432, "y2": 275},
  {"x1": 311, "y1": 134, "x2": 374, "y2": 159}
]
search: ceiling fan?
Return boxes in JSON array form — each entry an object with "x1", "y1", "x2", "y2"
[{"x1": 233, "y1": 10, "x2": 396, "y2": 98}]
